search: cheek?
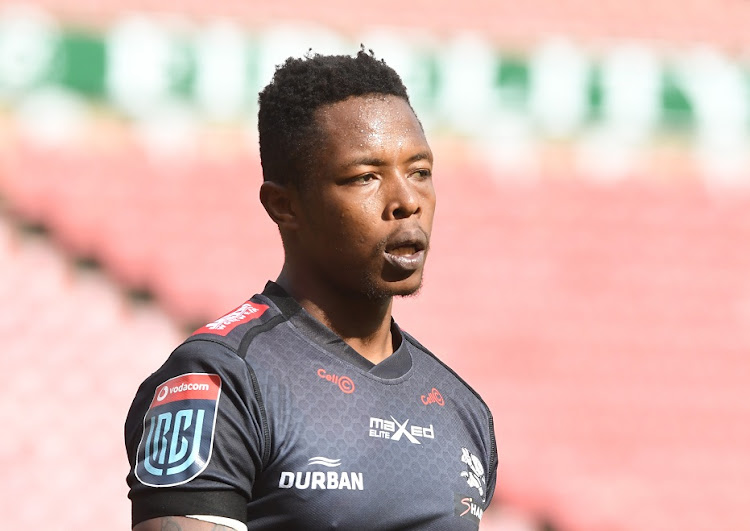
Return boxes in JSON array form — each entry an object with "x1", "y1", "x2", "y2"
[
  {"x1": 338, "y1": 199, "x2": 380, "y2": 236},
  {"x1": 422, "y1": 189, "x2": 437, "y2": 229},
  {"x1": 336, "y1": 211, "x2": 372, "y2": 248}
]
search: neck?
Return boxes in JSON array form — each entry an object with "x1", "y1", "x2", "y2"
[{"x1": 275, "y1": 267, "x2": 395, "y2": 365}]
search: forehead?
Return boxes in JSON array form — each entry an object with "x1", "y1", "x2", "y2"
[{"x1": 312, "y1": 95, "x2": 429, "y2": 163}]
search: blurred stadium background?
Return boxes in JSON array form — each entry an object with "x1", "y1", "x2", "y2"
[{"x1": 2, "y1": 1, "x2": 750, "y2": 529}]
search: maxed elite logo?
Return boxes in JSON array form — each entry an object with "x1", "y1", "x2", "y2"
[
  {"x1": 279, "y1": 456, "x2": 364, "y2": 491},
  {"x1": 135, "y1": 373, "x2": 221, "y2": 487},
  {"x1": 368, "y1": 416, "x2": 435, "y2": 444},
  {"x1": 317, "y1": 368, "x2": 355, "y2": 394},
  {"x1": 192, "y1": 301, "x2": 269, "y2": 336}
]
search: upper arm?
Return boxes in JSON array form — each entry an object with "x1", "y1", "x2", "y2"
[
  {"x1": 125, "y1": 340, "x2": 265, "y2": 527},
  {"x1": 134, "y1": 516, "x2": 241, "y2": 531}
]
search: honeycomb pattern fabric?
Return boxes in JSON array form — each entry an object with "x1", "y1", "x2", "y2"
[{"x1": 125, "y1": 282, "x2": 497, "y2": 530}]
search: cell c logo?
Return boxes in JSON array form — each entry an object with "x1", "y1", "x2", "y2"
[
  {"x1": 317, "y1": 368, "x2": 355, "y2": 394},
  {"x1": 337, "y1": 376, "x2": 355, "y2": 394},
  {"x1": 156, "y1": 385, "x2": 169, "y2": 402},
  {"x1": 421, "y1": 387, "x2": 444, "y2": 406}
]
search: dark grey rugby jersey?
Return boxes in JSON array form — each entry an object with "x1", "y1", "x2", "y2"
[{"x1": 125, "y1": 282, "x2": 497, "y2": 530}]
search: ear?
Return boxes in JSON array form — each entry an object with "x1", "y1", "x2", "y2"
[{"x1": 259, "y1": 181, "x2": 300, "y2": 231}]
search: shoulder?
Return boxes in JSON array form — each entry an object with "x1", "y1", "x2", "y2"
[
  {"x1": 125, "y1": 297, "x2": 286, "y2": 441},
  {"x1": 187, "y1": 298, "x2": 285, "y2": 353},
  {"x1": 402, "y1": 330, "x2": 492, "y2": 414},
  {"x1": 132, "y1": 295, "x2": 290, "y2": 399}
]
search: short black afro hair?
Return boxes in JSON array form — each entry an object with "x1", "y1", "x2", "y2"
[{"x1": 257, "y1": 48, "x2": 412, "y2": 188}]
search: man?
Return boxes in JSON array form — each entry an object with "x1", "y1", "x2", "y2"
[{"x1": 125, "y1": 49, "x2": 497, "y2": 530}]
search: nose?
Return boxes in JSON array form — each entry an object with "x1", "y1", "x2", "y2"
[{"x1": 385, "y1": 174, "x2": 420, "y2": 220}]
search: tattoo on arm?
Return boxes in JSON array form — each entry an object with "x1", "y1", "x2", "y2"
[{"x1": 160, "y1": 518, "x2": 180, "y2": 531}]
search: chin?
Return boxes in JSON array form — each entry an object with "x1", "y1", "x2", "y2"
[
  {"x1": 363, "y1": 275, "x2": 424, "y2": 301},
  {"x1": 393, "y1": 285, "x2": 423, "y2": 299}
]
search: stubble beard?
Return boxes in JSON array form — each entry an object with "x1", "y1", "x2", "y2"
[
  {"x1": 361, "y1": 266, "x2": 426, "y2": 302},
  {"x1": 362, "y1": 278, "x2": 423, "y2": 302},
  {"x1": 360, "y1": 236, "x2": 427, "y2": 301}
]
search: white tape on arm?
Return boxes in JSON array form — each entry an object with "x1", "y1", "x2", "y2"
[{"x1": 186, "y1": 514, "x2": 248, "y2": 531}]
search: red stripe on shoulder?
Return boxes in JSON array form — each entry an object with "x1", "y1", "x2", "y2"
[{"x1": 192, "y1": 301, "x2": 269, "y2": 336}]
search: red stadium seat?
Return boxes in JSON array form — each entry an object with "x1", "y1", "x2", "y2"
[{"x1": 0, "y1": 214, "x2": 182, "y2": 529}]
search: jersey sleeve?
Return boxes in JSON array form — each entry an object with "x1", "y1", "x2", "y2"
[
  {"x1": 124, "y1": 338, "x2": 265, "y2": 527},
  {"x1": 484, "y1": 412, "x2": 499, "y2": 508}
]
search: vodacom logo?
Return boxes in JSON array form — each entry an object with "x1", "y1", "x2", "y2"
[
  {"x1": 317, "y1": 368, "x2": 355, "y2": 394},
  {"x1": 156, "y1": 380, "x2": 211, "y2": 402}
]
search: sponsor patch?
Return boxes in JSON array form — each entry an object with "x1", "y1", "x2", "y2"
[
  {"x1": 317, "y1": 368, "x2": 355, "y2": 394},
  {"x1": 454, "y1": 493, "x2": 484, "y2": 524},
  {"x1": 192, "y1": 301, "x2": 269, "y2": 336},
  {"x1": 421, "y1": 387, "x2": 444, "y2": 406},
  {"x1": 135, "y1": 373, "x2": 221, "y2": 487},
  {"x1": 368, "y1": 416, "x2": 435, "y2": 444},
  {"x1": 278, "y1": 456, "x2": 364, "y2": 491}
]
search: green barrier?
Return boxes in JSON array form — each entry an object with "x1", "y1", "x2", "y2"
[
  {"x1": 661, "y1": 69, "x2": 694, "y2": 131},
  {"x1": 55, "y1": 29, "x2": 106, "y2": 99},
  {"x1": 0, "y1": 12, "x2": 746, "y2": 138},
  {"x1": 496, "y1": 56, "x2": 530, "y2": 108}
]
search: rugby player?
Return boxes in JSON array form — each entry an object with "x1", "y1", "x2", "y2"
[{"x1": 125, "y1": 49, "x2": 497, "y2": 530}]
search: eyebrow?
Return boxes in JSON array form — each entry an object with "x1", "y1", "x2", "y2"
[
  {"x1": 342, "y1": 151, "x2": 433, "y2": 169},
  {"x1": 406, "y1": 151, "x2": 433, "y2": 164}
]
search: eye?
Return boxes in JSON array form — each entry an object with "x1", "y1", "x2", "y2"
[
  {"x1": 411, "y1": 169, "x2": 432, "y2": 180},
  {"x1": 347, "y1": 173, "x2": 376, "y2": 185}
]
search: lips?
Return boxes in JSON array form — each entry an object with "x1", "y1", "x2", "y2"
[{"x1": 383, "y1": 229, "x2": 429, "y2": 272}]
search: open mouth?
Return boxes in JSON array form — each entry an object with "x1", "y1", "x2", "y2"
[
  {"x1": 383, "y1": 232, "x2": 428, "y2": 271},
  {"x1": 386, "y1": 244, "x2": 422, "y2": 257}
]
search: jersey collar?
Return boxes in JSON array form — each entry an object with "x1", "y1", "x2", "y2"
[{"x1": 260, "y1": 281, "x2": 413, "y2": 379}]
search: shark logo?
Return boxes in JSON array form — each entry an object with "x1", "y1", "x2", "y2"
[{"x1": 460, "y1": 447, "x2": 487, "y2": 502}]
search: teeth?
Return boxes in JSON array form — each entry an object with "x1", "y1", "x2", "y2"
[{"x1": 389, "y1": 246, "x2": 416, "y2": 256}]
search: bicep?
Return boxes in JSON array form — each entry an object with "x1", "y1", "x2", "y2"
[
  {"x1": 126, "y1": 342, "x2": 264, "y2": 528},
  {"x1": 134, "y1": 516, "x2": 239, "y2": 531}
]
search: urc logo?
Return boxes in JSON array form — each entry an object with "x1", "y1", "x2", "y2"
[{"x1": 317, "y1": 368, "x2": 355, "y2": 394}]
